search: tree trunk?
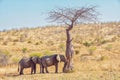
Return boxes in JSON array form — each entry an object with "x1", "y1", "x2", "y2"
[{"x1": 63, "y1": 24, "x2": 74, "y2": 72}]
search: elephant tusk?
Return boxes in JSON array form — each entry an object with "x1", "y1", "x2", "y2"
[{"x1": 56, "y1": 54, "x2": 61, "y2": 62}]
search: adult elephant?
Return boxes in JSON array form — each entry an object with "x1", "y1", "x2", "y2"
[
  {"x1": 40, "y1": 54, "x2": 67, "y2": 73},
  {"x1": 18, "y1": 56, "x2": 42, "y2": 75},
  {"x1": 18, "y1": 57, "x2": 36, "y2": 75}
]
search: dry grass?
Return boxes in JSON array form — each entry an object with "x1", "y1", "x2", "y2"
[
  {"x1": 0, "y1": 22, "x2": 120, "y2": 80},
  {"x1": 0, "y1": 61, "x2": 120, "y2": 80}
]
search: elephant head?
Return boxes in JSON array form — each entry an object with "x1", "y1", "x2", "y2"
[
  {"x1": 56, "y1": 54, "x2": 69, "y2": 73},
  {"x1": 57, "y1": 54, "x2": 67, "y2": 63}
]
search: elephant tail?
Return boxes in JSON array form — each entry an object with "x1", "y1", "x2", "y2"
[{"x1": 18, "y1": 63, "x2": 20, "y2": 72}]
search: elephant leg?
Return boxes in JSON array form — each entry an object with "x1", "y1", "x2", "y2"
[
  {"x1": 40, "y1": 64, "x2": 43, "y2": 73},
  {"x1": 31, "y1": 62, "x2": 36, "y2": 74},
  {"x1": 34, "y1": 64, "x2": 36, "y2": 74},
  {"x1": 55, "y1": 64, "x2": 58, "y2": 73},
  {"x1": 31, "y1": 64, "x2": 35, "y2": 74},
  {"x1": 20, "y1": 68, "x2": 24, "y2": 75},
  {"x1": 31, "y1": 67, "x2": 33, "y2": 74},
  {"x1": 42, "y1": 65, "x2": 44, "y2": 73},
  {"x1": 45, "y1": 66, "x2": 49, "y2": 73}
]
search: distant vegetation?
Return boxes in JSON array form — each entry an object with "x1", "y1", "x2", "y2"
[
  {"x1": 0, "y1": 22, "x2": 120, "y2": 65},
  {"x1": 0, "y1": 22, "x2": 120, "y2": 79}
]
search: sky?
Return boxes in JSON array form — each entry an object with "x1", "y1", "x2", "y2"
[{"x1": 0, "y1": 0, "x2": 120, "y2": 31}]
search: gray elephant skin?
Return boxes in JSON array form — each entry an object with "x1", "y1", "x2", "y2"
[
  {"x1": 18, "y1": 57, "x2": 36, "y2": 75},
  {"x1": 40, "y1": 54, "x2": 66, "y2": 73},
  {"x1": 31, "y1": 56, "x2": 42, "y2": 73}
]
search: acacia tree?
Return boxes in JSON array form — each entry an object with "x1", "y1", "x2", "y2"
[{"x1": 48, "y1": 6, "x2": 98, "y2": 72}]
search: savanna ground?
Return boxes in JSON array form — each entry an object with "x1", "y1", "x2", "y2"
[{"x1": 0, "y1": 22, "x2": 120, "y2": 80}]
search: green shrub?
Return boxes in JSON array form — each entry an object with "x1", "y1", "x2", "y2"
[
  {"x1": 83, "y1": 41, "x2": 93, "y2": 47},
  {"x1": 100, "y1": 56, "x2": 108, "y2": 61},
  {"x1": 22, "y1": 48, "x2": 27, "y2": 53},
  {"x1": 100, "y1": 39, "x2": 108, "y2": 44},
  {"x1": 0, "y1": 51, "x2": 10, "y2": 66},
  {"x1": 29, "y1": 53, "x2": 43, "y2": 57},
  {"x1": 88, "y1": 46, "x2": 97, "y2": 55},
  {"x1": 12, "y1": 57, "x2": 20, "y2": 63},
  {"x1": 2, "y1": 50, "x2": 10, "y2": 56},
  {"x1": 105, "y1": 44, "x2": 112, "y2": 51},
  {"x1": 59, "y1": 43, "x2": 65, "y2": 52},
  {"x1": 43, "y1": 50, "x2": 53, "y2": 56}
]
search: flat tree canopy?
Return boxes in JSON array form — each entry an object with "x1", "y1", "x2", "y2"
[
  {"x1": 48, "y1": 6, "x2": 98, "y2": 26},
  {"x1": 48, "y1": 6, "x2": 98, "y2": 72}
]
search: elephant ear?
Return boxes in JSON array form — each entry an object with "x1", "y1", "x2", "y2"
[{"x1": 56, "y1": 54, "x2": 61, "y2": 62}]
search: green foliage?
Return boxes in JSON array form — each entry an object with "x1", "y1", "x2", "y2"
[
  {"x1": 22, "y1": 48, "x2": 27, "y2": 53},
  {"x1": 88, "y1": 46, "x2": 97, "y2": 55},
  {"x1": 43, "y1": 50, "x2": 53, "y2": 56},
  {"x1": 12, "y1": 57, "x2": 20, "y2": 63},
  {"x1": 59, "y1": 43, "x2": 65, "y2": 52},
  {"x1": 105, "y1": 44, "x2": 112, "y2": 51},
  {"x1": 83, "y1": 41, "x2": 93, "y2": 47},
  {"x1": 0, "y1": 50, "x2": 10, "y2": 65},
  {"x1": 29, "y1": 52, "x2": 43, "y2": 57},
  {"x1": 2, "y1": 50, "x2": 10, "y2": 56},
  {"x1": 100, "y1": 56, "x2": 108, "y2": 61},
  {"x1": 100, "y1": 39, "x2": 108, "y2": 44}
]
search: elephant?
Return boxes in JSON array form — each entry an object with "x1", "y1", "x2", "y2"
[
  {"x1": 18, "y1": 56, "x2": 42, "y2": 75},
  {"x1": 18, "y1": 57, "x2": 36, "y2": 75},
  {"x1": 40, "y1": 54, "x2": 67, "y2": 73}
]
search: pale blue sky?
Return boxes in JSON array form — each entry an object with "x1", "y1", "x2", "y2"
[{"x1": 0, "y1": 0, "x2": 120, "y2": 31}]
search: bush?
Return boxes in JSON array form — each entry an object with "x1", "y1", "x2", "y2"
[
  {"x1": 75, "y1": 49, "x2": 79, "y2": 55},
  {"x1": 12, "y1": 57, "x2": 20, "y2": 63},
  {"x1": 35, "y1": 42, "x2": 39, "y2": 45},
  {"x1": 100, "y1": 56, "x2": 108, "y2": 61},
  {"x1": 88, "y1": 46, "x2": 97, "y2": 55},
  {"x1": 2, "y1": 50, "x2": 10, "y2": 56},
  {"x1": 100, "y1": 40, "x2": 108, "y2": 44},
  {"x1": 28, "y1": 40, "x2": 32, "y2": 43},
  {"x1": 59, "y1": 43, "x2": 65, "y2": 52},
  {"x1": 22, "y1": 48, "x2": 27, "y2": 53},
  {"x1": 29, "y1": 52, "x2": 43, "y2": 57},
  {"x1": 43, "y1": 50, "x2": 53, "y2": 56},
  {"x1": 105, "y1": 44, "x2": 112, "y2": 51},
  {"x1": 0, "y1": 51, "x2": 10, "y2": 66},
  {"x1": 83, "y1": 41, "x2": 93, "y2": 47}
]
